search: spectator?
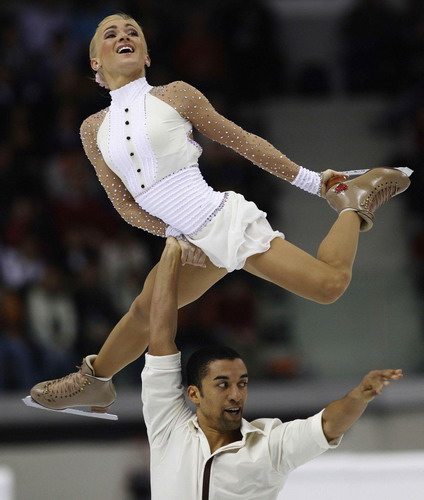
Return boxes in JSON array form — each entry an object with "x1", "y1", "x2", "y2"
[
  {"x1": 26, "y1": 266, "x2": 78, "y2": 379},
  {"x1": 172, "y1": 6, "x2": 230, "y2": 95},
  {"x1": 99, "y1": 227, "x2": 152, "y2": 314},
  {"x1": 0, "y1": 289, "x2": 36, "y2": 391},
  {"x1": 340, "y1": 0, "x2": 404, "y2": 94},
  {"x1": 74, "y1": 261, "x2": 119, "y2": 356},
  {"x1": 0, "y1": 235, "x2": 46, "y2": 291},
  {"x1": 17, "y1": 0, "x2": 70, "y2": 57}
]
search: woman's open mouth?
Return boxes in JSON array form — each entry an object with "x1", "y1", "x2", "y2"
[{"x1": 117, "y1": 45, "x2": 134, "y2": 54}]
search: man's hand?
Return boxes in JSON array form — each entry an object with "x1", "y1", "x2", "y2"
[
  {"x1": 177, "y1": 240, "x2": 207, "y2": 268},
  {"x1": 352, "y1": 369, "x2": 403, "y2": 403},
  {"x1": 165, "y1": 236, "x2": 182, "y2": 253},
  {"x1": 322, "y1": 368, "x2": 403, "y2": 442}
]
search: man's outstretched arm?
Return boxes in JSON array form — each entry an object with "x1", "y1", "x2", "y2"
[
  {"x1": 322, "y1": 369, "x2": 403, "y2": 442},
  {"x1": 148, "y1": 238, "x2": 182, "y2": 356},
  {"x1": 142, "y1": 238, "x2": 194, "y2": 440}
]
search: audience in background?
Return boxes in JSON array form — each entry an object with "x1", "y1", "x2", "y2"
[
  {"x1": 339, "y1": 0, "x2": 405, "y2": 95},
  {"x1": 1, "y1": 0, "x2": 423, "y2": 391}
]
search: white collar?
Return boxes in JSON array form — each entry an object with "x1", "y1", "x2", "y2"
[
  {"x1": 109, "y1": 77, "x2": 152, "y2": 107},
  {"x1": 187, "y1": 415, "x2": 266, "y2": 438}
]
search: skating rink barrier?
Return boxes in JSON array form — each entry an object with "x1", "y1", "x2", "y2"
[
  {"x1": 0, "y1": 467, "x2": 14, "y2": 500},
  {"x1": 281, "y1": 452, "x2": 424, "y2": 499}
]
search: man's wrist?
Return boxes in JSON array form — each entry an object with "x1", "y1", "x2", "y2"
[
  {"x1": 145, "y1": 351, "x2": 181, "y2": 365},
  {"x1": 347, "y1": 387, "x2": 369, "y2": 406},
  {"x1": 165, "y1": 237, "x2": 182, "y2": 255}
]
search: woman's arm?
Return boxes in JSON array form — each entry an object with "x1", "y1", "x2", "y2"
[
  {"x1": 80, "y1": 112, "x2": 168, "y2": 237},
  {"x1": 171, "y1": 82, "x2": 300, "y2": 181},
  {"x1": 81, "y1": 113, "x2": 208, "y2": 267},
  {"x1": 155, "y1": 81, "x2": 346, "y2": 197}
]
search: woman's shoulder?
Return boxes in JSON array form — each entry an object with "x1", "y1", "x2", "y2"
[
  {"x1": 150, "y1": 81, "x2": 206, "y2": 112},
  {"x1": 151, "y1": 80, "x2": 198, "y2": 95},
  {"x1": 80, "y1": 107, "x2": 109, "y2": 134}
]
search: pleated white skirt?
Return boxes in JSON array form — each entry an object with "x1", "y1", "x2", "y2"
[{"x1": 187, "y1": 191, "x2": 284, "y2": 272}]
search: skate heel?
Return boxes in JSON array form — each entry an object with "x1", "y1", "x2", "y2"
[{"x1": 91, "y1": 405, "x2": 110, "y2": 414}]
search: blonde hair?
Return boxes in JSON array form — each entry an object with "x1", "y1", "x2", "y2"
[{"x1": 89, "y1": 13, "x2": 148, "y2": 89}]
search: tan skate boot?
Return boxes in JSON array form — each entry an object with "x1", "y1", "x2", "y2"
[
  {"x1": 23, "y1": 355, "x2": 118, "y2": 420},
  {"x1": 326, "y1": 167, "x2": 410, "y2": 232}
]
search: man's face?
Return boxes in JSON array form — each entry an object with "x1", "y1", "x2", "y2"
[{"x1": 189, "y1": 358, "x2": 248, "y2": 433}]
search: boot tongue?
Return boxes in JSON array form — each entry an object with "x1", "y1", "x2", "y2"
[{"x1": 81, "y1": 356, "x2": 97, "y2": 376}]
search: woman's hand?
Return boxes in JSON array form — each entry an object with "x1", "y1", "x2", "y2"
[
  {"x1": 320, "y1": 169, "x2": 349, "y2": 197},
  {"x1": 177, "y1": 239, "x2": 207, "y2": 268}
]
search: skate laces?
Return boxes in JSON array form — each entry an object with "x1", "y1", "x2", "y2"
[
  {"x1": 44, "y1": 367, "x2": 88, "y2": 396},
  {"x1": 366, "y1": 183, "x2": 399, "y2": 213}
]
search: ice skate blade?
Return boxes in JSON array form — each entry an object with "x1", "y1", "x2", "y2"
[
  {"x1": 22, "y1": 396, "x2": 118, "y2": 421},
  {"x1": 339, "y1": 166, "x2": 413, "y2": 177}
]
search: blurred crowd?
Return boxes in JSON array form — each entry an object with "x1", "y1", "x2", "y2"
[{"x1": 1, "y1": 0, "x2": 424, "y2": 392}]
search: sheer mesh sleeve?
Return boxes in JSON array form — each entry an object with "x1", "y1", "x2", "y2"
[
  {"x1": 151, "y1": 81, "x2": 301, "y2": 183},
  {"x1": 80, "y1": 111, "x2": 168, "y2": 237}
]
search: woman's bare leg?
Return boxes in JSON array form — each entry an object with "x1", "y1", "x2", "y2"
[
  {"x1": 243, "y1": 211, "x2": 361, "y2": 303},
  {"x1": 94, "y1": 211, "x2": 360, "y2": 377},
  {"x1": 93, "y1": 257, "x2": 227, "y2": 377}
]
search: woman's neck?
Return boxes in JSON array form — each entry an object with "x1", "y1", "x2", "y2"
[{"x1": 107, "y1": 71, "x2": 145, "y2": 91}]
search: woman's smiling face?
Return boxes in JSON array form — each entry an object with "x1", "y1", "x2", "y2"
[{"x1": 90, "y1": 16, "x2": 149, "y2": 89}]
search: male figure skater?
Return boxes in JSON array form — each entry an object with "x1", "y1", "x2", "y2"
[{"x1": 143, "y1": 237, "x2": 403, "y2": 499}]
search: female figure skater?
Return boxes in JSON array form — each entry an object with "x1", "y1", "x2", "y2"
[{"x1": 27, "y1": 13, "x2": 410, "y2": 418}]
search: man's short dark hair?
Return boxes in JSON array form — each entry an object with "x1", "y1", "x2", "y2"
[{"x1": 186, "y1": 345, "x2": 242, "y2": 391}]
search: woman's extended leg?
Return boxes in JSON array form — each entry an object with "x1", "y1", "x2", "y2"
[
  {"x1": 29, "y1": 256, "x2": 227, "y2": 412},
  {"x1": 243, "y1": 210, "x2": 361, "y2": 304},
  {"x1": 94, "y1": 210, "x2": 360, "y2": 376},
  {"x1": 93, "y1": 257, "x2": 227, "y2": 377}
]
